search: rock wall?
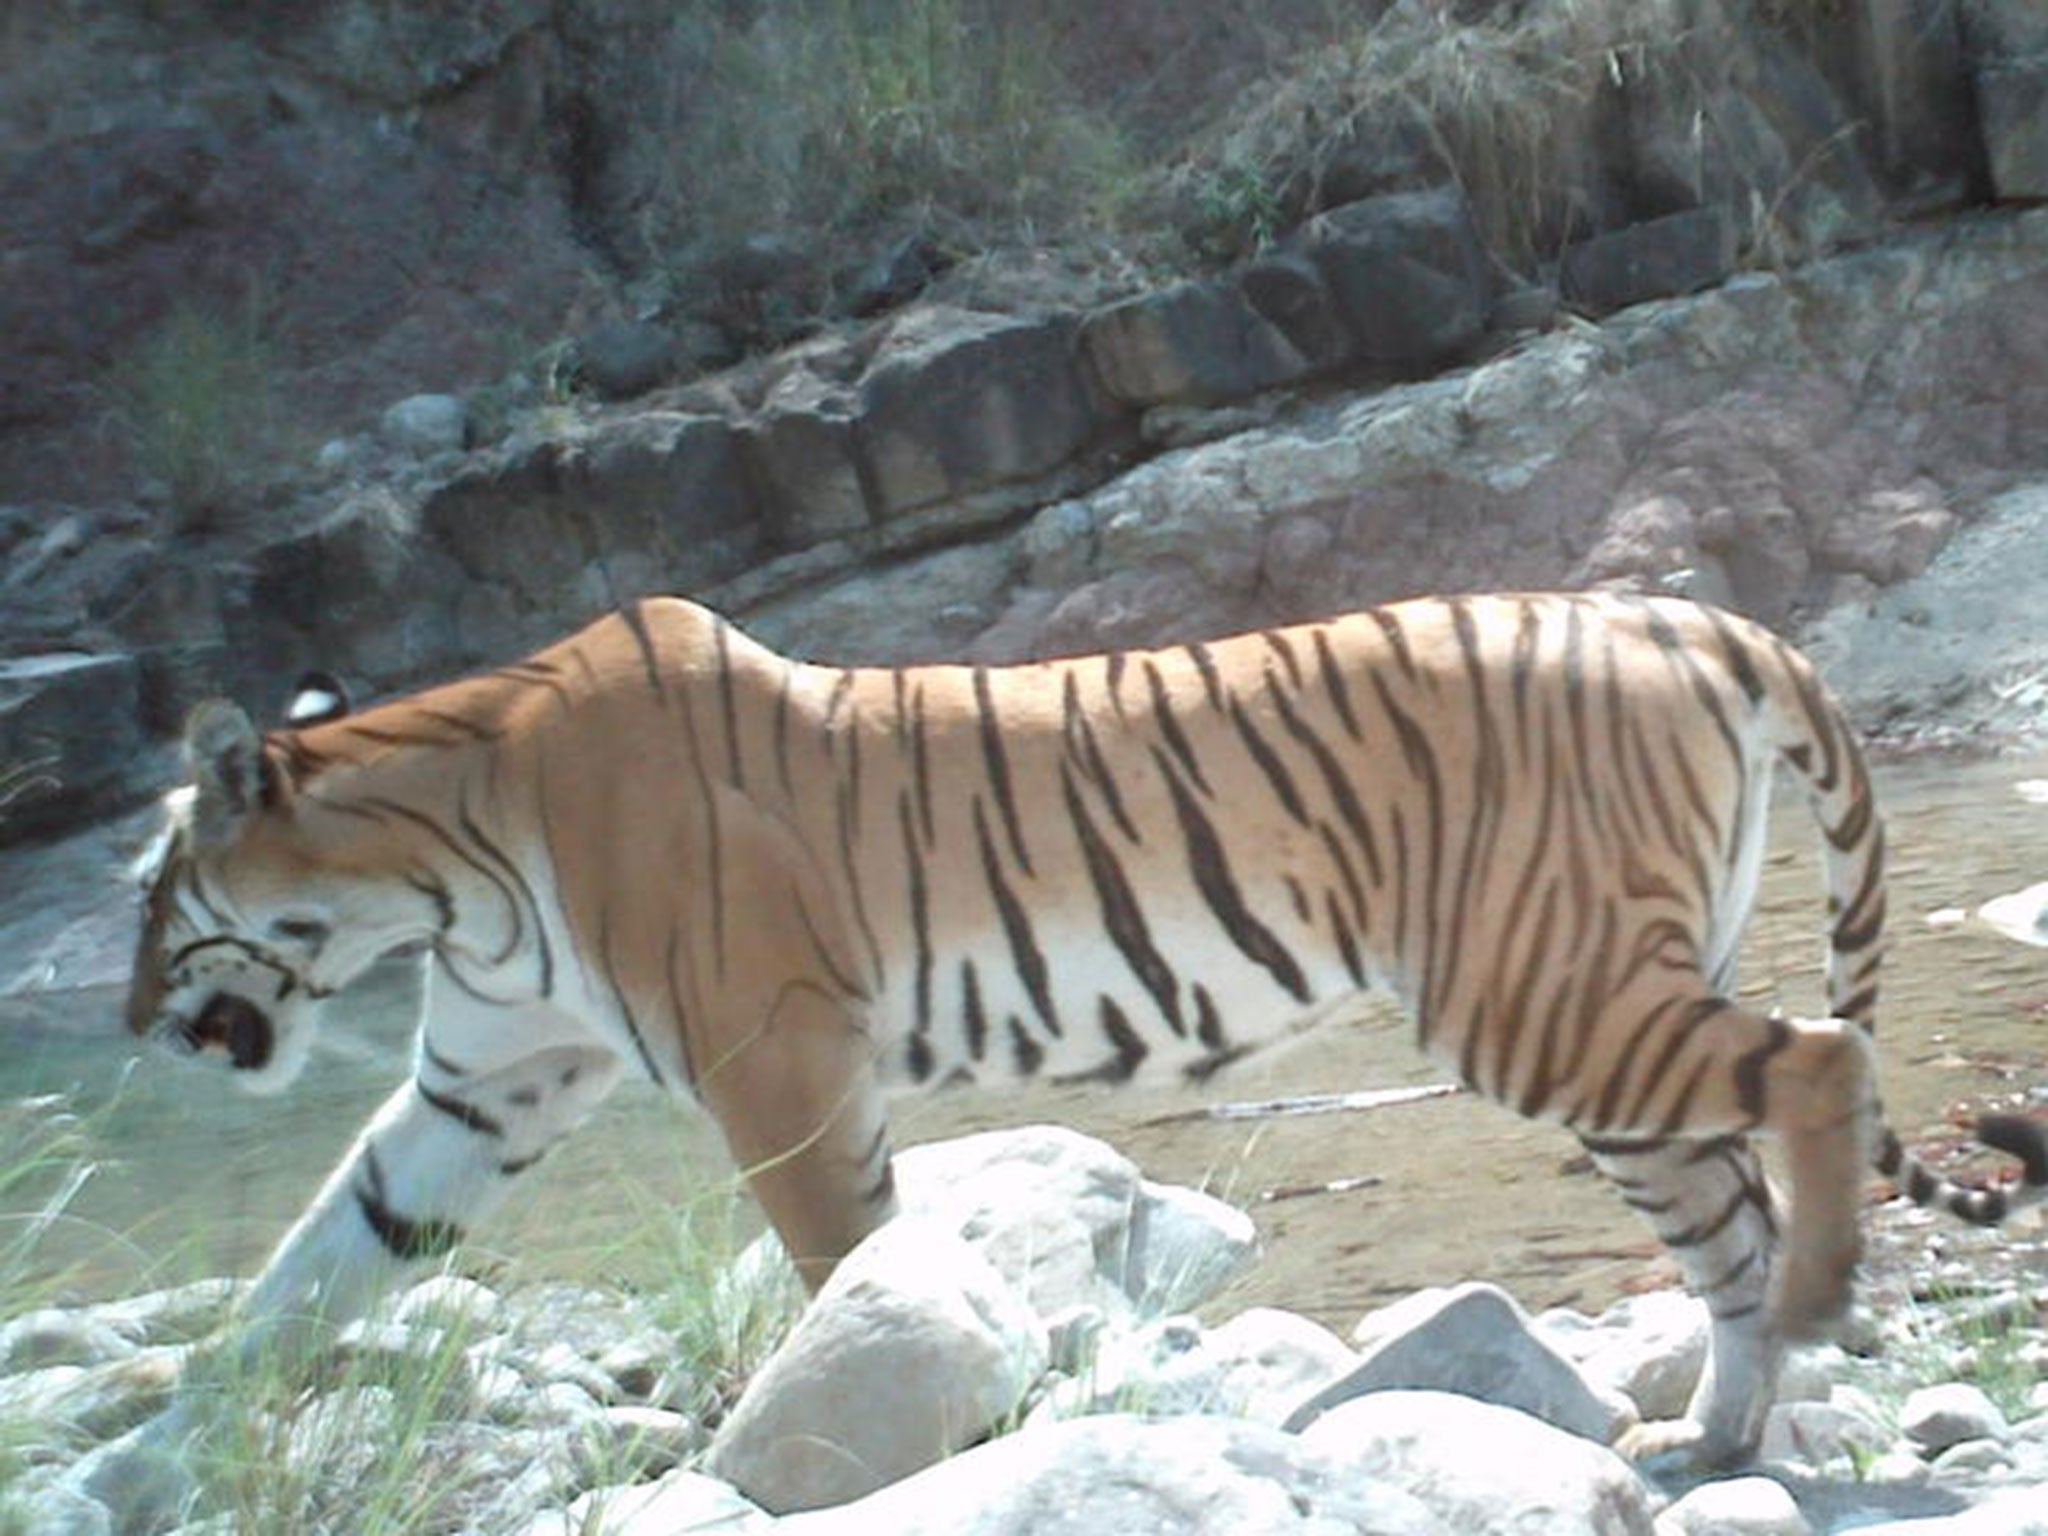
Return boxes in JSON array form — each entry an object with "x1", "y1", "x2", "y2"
[{"x1": 7, "y1": 1, "x2": 2048, "y2": 842}]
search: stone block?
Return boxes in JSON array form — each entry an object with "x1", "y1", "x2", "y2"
[
  {"x1": 1979, "y1": 61, "x2": 2048, "y2": 200},
  {"x1": 1560, "y1": 206, "x2": 1739, "y2": 314},
  {"x1": 1080, "y1": 280, "x2": 1322, "y2": 408},
  {"x1": 1292, "y1": 187, "x2": 1490, "y2": 369},
  {"x1": 856, "y1": 309, "x2": 1102, "y2": 517}
]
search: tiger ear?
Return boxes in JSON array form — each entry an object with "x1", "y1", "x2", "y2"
[
  {"x1": 285, "y1": 670, "x2": 350, "y2": 728},
  {"x1": 184, "y1": 699, "x2": 274, "y2": 848}
]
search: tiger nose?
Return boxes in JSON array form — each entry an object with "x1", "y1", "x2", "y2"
[{"x1": 189, "y1": 993, "x2": 275, "y2": 1071}]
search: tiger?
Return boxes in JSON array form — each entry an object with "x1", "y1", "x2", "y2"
[{"x1": 126, "y1": 589, "x2": 2048, "y2": 1473}]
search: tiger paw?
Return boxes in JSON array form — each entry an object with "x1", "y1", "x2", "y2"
[{"x1": 1614, "y1": 1416, "x2": 1753, "y2": 1477}]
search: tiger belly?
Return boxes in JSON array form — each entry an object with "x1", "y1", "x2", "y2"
[{"x1": 871, "y1": 913, "x2": 1386, "y2": 1090}]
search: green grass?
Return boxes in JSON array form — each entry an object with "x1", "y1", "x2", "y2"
[
  {"x1": 108, "y1": 289, "x2": 283, "y2": 530},
  {"x1": 0, "y1": 1088, "x2": 810, "y2": 1534},
  {"x1": 613, "y1": 0, "x2": 1136, "y2": 317}
]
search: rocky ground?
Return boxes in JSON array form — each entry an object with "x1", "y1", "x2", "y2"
[{"x1": 3, "y1": 1127, "x2": 2046, "y2": 1536}]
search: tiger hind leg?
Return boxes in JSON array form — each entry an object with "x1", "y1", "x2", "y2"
[
  {"x1": 1582, "y1": 1133, "x2": 1783, "y2": 1470},
  {"x1": 1577, "y1": 1004, "x2": 1882, "y2": 1468}
]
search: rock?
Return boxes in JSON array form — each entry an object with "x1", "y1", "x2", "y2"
[
  {"x1": 1287, "y1": 1282, "x2": 1634, "y2": 1445},
  {"x1": 1080, "y1": 280, "x2": 1323, "y2": 408},
  {"x1": 1814, "y1": 489, "x2": 1958, "y2": 584},
  {"x1": 577, "y1": 1405, "x2": 701, "y2": 1482},
  {"x1": 512, "y1": 1468, "x2": 772, "y2": 1536},
  {"x1": 380, "y1": 393, "x2": 469, "y2": 456},
  {"x1": 1295, "y1": 1391, "x2": 1659, "y2": 1535},
  {"x1": 1236, "y1": 253, "x2": 1354, "y2": 371},
  {"x1": 1656, "y1": 1475, "x2": 1812, "y2": 1536},
  {"x1": 1293, "y1": 187, "x2": 1490, "y2": 369},
  {"x1": 704, "y1": 1215, "x2": 1048, "y2": 1513},
  {"x1": 391, "y1": 1274, "x2": 504, "y2": 1332},
  {"x1": 0, "y1": 1310, "x2": 140, "y2": 1372},
  {"x1": 0, "y1": 651, "x2": 156, "y2": 843},
  {"x1": 0, "y1": 1479, "x2": 112, "y2": 1536},
  {"x1": 1040, "y1": 1306, "x2": 1356, "y2": 1426},
  {"x1": 774, "y1": 1412, "x2": 1443, "y2": 1536},
  {"x1": 741, "y1": 370, "x2": 871, "y2": 549},
  {"x1": 1536, "y1": 1291, "x2": 1709, "y2": 1424},
  {"x1": 1560, "y1": 207, "x2": 1741, "y2": 315},
  {"x1": 1900, "y1": 1383, "x2": 2012, "y2": 1452},
  {"x1": 887, "y1": 1125, "x2": 1252, "y2": 1325},
  {"x1": 1757, "y1": 1399, "x2": 1890, "y2": 1470},
  {"x1": 1849, "y1": 1488, "x2": 2048, "y2": 1536},
  {"x1": 573, "y1": 321, "x2": 675, "y2": 402},
  {"x1": 1978, "y1": 61, "x2": 2048, "y2": 200},
  {"x1": 1122, "y1": 1179, "x2": 1258, "y2": 1316},
  {"x1": 856, "y1": 308, "x2": 1103, "y2": 518}
]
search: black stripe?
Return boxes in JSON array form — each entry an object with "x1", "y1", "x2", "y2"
[
  {"x1": 664, "y1": 925, "x2": 699, "y2": 1087},
  {"x1": 1053, "y1": 996, "x2": 1149, "y2": 1084},
  {"x1": 901, "y1": 792, "x2": 935, "y2": 1052},
  {"x1": 1146, "y1": 660, "x2": 1210, "y2": 794},
  {"x1": 598, "y1": 908, "x2": 667, "y2": 1087},
  {"x1": 1312, "y1": 627, "x2": 1362, "y2": 742},
  {"x1": 1008, "y1": 1017, "x2": 1045, "y2": 1076},
  {"x1": 1064, "y1": 671, "x2": 1141, "y2": 844},
  {"x1": 774, "y1": 664, "x2": 797, "y2": 799},
  {"x1": 714, "y1": 616, "x2": 744, "y2": 789},
  {"x1": 1061, "y1": 763, "x2": 1183, "y2": 1034},
  {"x1": 356, "y1": 1145, "x2": 464, "y2": 1262},
  {"x1": 1156, "y1": 746, "x2": 1310, "y2": 1004},
  {"x1": 911, "y1": 682, "x2": 936, "y2": 845},
  {"x1": 1230, "y1": 695, "x2": 1311, "y2": 827},
  {"x1": 417, "y1": 1080, "x2": 505, "y2": 1138},
  {"x1": 1261, "y1": 629, "x2": 1304, "y2": 690},
  {"x1": 457, "y1": 797, "x2": 553, "y2": 996},
  {"x1": 1185, "y1": 643, "x2": 1226, "y2": 712},
  {"x1": 974, "y1": 668, "x2": 1033, "y2": 875},
  {"x1": 961, "y1": 959, "x2": 989, "y2": 1063},
  {"x1": 619, "y1": 602, "x2": 667, "y2": 698},
  {"x1": 975, "y1": 797, "x2": 1060, "y2": 1035}
]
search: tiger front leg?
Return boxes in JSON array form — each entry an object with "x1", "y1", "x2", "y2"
[
  {"x1": 78, "y1": 1041, "x2": 622, "y2": 1529},
  {"x1": 696, "y1": 985, "x2": 896, "y2": 1294}
]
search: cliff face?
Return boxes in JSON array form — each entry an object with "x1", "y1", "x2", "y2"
[{"x1": 5, "y1": 1, "x2": 2048, "y2": 841}]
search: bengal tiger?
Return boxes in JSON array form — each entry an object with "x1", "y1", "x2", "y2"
[{"x1": 126, "y1": 590, "x2": 2047, "y2": 1473}]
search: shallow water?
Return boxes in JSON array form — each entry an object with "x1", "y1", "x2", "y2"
[{"x1": 5, "y1": 753, "x2": 2047, "y2": 1331}]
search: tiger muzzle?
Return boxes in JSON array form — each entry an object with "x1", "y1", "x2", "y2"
[{"x1": 185, "y1": 993, "x2": 275, "y2": 1071}]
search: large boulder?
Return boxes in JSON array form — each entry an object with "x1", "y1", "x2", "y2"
[
  {"x1": 1285, "y1": 1282, "x2": 1635, "y2": 1446},
  {"x1": 703, "y1": 1216, "x2": 1048, "y2": 1514},
  {"x1": 1290, "y1": 188, "x2": 1491, "y2": 370},
  {"x1": 855, "y1": 309, "x2": 1107, "y2": 519},
  {"x1": 0, "y1": 651, "x2": 159, "y2": 842}
]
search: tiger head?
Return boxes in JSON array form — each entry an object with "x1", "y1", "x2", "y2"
[{"x1": 126, "y1": 674, "x2": 388, "y2": 1094}]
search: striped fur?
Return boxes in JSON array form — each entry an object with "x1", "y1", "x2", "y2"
[{"x1": 128, "y1": 591, "x2": 2046, "y2": 1469}]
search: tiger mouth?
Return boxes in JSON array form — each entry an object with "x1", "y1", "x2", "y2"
[{"x1": 182, "y1": 993, "x2": 275, "y2": 1071}]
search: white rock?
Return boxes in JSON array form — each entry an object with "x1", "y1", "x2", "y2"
[
  {"x1": 1297, "y1": 1390, "x2": 1660, "y2": 1535},
  {"x1": 0, "y1": 1479, "x2": 112, "y2": 1536},
  {"x1": 891, "y1": 1126, "x2": 1151, "y2": 1322},
  {"x1": 1537, "y1": 1291, "x2": 1708, "y2": 1422},
  {"x1": 512, "y1": 1469, "x2": 772, "y2": 1536},
  {"x1": 1758, "y1": 1399, "x2": 1890, "y2": 1470},
  {"x1": 775, "y1": 1412, "x2": 1443, "y2": 1536},
  {"x1": 380, "y1": 393, "x2": 468, "y2": 455},
  {"x1": 705, "y1": 1215, "x2": 1048, "y2": 1513},
  {"x1": 577, "y1": 1404, "x2": 701, "y2": 1481},
  {"x1": 1299, "y1": 1282, "x2": 1635, "y2": 1443},
  {"x1": 1043, "y1": 1306, "x2": 1356, "y2": 1426},
  {"x1": 1657, "y1": 1475, "x2": 1812, "y2": 1535},
  {"x1": 1121, "y1": 1178, "x2": 1259, "y2": 1315},
  {"x1": 1900, "y1": 1382, "x2": 2011, "y2": 1451},
  {"x1": 0, "y1": 1309, "x2": 140, "y2": 1371},
  {"x1": 392, "y1": 1273, "x2": 503, "y2": 1330},
  {"x1": 1848, "y1": 1487, "x2": 2048, "y2": 1535},
  {"x1": 1931, "y1": 1438, "x2": 2016, "y2": 1474}
]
